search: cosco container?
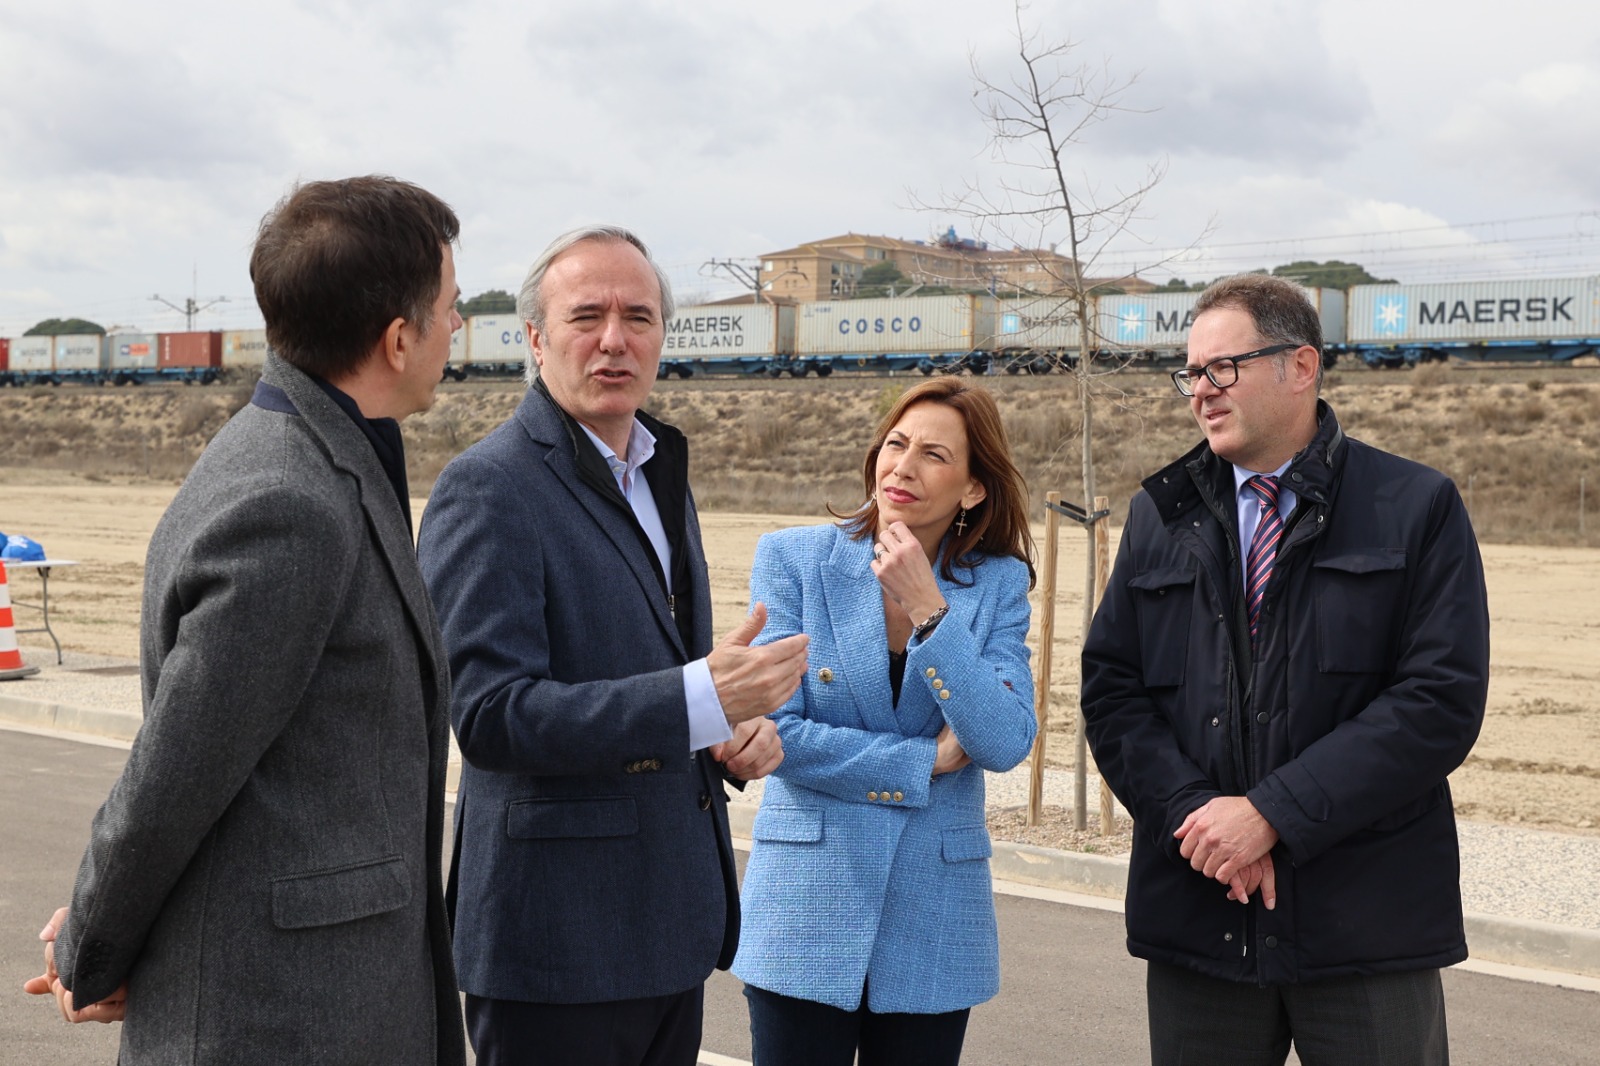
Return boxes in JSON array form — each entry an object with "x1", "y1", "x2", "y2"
[
  {"x1": 222, "y1": 329, "x2": 270, "y2": 370},
  {"x1": 1347, "y1": 277, "x2": 1600, "y2": 344},
  {"x1": 665, "y1": 303, "x2": 794, "y2": 359},
  {"x1": 108, "y1": 332, "x2": 158, "y2": 371},
  {"x1": 994, "y1": 297, "x2": 1081, "y2": 350},
  {"x1": 795, "y1": 295, "x2": 992, "y2": 356},
  {"x1": 11, "y1": 336, "x2": 53, "y2": 372},
  {"x1": 464, "y1": 316, "x2": 527, "y2": 367},
  {"x1": 159, "y1": 331, "x2": 223, "y2": 369},
  {"x1": 1097, "y1": 286, "x2": 1345, "y2": 350}
]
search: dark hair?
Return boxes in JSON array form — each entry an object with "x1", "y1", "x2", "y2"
[
  {"x1": 1193, "y1": 274, "x2": 1324, "y2": 389},
  {"x1": 250, "y1": 175, "x2": 460, "y2": 379},
  {"x1": 834, "y1": 378, "x2": 1036, "y2": 588}
]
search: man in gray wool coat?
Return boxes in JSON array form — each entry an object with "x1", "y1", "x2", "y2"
[{"x1": 25, "y1": 175, "x2": 468, "y2": 1066}]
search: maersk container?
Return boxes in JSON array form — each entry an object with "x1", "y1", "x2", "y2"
[
  {"x1": 159, "y1": 331, "x2": 223, "y2": 369},
  {"x1": 796, "y1": 295, "x2": 993, "y2": 356},
  {"x1": 222, "y1": 329, "x2": 270, "y2": 370},
  {"x1": 1347, "y1": 277, "x2": 1600, "y2": 345},
  {"x1": 53, "y1": 334, "x2": 105, "y2": 371},
  {"x1": 665, "y1": 303, "x2": 794, "y2": 359},
  {"x1": 465, "y1": 316, "x2": 527, "y2": 366},
  {"x1": 993, "y1": 297, "x2": 1082, "y2": 350},
  {"x1": 11, "y1": 336, "x2": 53, "y2": 372},
  {"x1": 1097, "y1": 286, "x2": 1346, "y2": 349},
  {"x1": 108, "y1": 332, "x2": 158, "y2": 371}
]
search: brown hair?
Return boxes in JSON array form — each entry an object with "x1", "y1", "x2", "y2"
[
  {"x1": 834, "y1": 377, "x2": 1036, "y2": 588},
  {"x1": 1193, "y1": 273, "x2": 1325, "y2": 389},
  {"x1": 250, "y1": 175, "x2": 460, "y2": 379}
]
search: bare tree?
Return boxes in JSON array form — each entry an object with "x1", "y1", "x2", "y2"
[{"x1": 918, "y1": 1, "x2": 1196, "y2": 828}]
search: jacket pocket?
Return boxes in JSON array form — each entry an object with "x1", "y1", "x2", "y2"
[
  {"x1": 271, "y1": 855, "x2": 411, "y2": 930},
  {"x1": 1313, "y1": 551, "x2": 1406, "y2": 673},
  {"x1": 752, "y1": 805, "x2": 824, "y2": 843},
  {"x1": 940, "y1": 825, "x2": 993, "y2": 863},
  {"x1": 1129, "y1": 566, "x2": 1194, "y2": 687},
  {"x1": 507, "y1": 796, "x2": 639, "y2": 839},
  {"x1": 1366, "y1": 783, "x2": 1447, "y2": 833}
]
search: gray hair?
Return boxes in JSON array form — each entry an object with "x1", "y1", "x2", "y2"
[
  {"x1": 1193, "y1": 274, "x2": 1326, "y2": 391},
  {"x1": 517, "y1": 224, "x2": 675, "y2": 386}
]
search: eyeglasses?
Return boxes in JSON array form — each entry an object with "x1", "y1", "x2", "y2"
[{"x1": 1171, "y1": 343, "x2": 1300, "y2": 397}]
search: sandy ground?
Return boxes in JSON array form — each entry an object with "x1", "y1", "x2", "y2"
[{"x1": 3, "y1": 473, "x2": 1596, "y2": 837}]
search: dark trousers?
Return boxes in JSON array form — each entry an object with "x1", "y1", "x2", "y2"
[
  {"x1": 464, "y1": 985, "x2": 704, "y2": 1066},
  {"x1": 744, "y1": 982, "x2": 971, "y2": 1066},
  {"x1": 1146, "y1": 962, "x2": 1448, "y2": 1066}
]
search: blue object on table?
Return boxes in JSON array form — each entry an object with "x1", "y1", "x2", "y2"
[{"x1": 1, "y1": 534, "x2": 46, "y2": 562}]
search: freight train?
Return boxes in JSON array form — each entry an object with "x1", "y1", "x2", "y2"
[{"x1": 4, "y1": 275, "x2": 1598, "y2": 385}]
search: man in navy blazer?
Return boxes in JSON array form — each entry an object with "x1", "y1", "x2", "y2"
[{"x1": 418, "y1": 225, "x2": 808, "y2": 1066}]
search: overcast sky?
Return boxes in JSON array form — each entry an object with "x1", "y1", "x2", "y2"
[{"x1": 2, "y1": 0, "x2": 1596, "y2": 335}]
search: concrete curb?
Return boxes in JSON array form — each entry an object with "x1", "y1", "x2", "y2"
[
  {"x1": 5, "y1": 694, "x2": 1597, "y2": 982},
  {"x1": 0, "y1": 691, "x2": 143, "y2": 742},
  {"x1": 726, "y1": 802, "x2": 1600, "y2": 980}
]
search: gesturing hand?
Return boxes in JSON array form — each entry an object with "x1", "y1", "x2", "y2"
[{"x1": 707, "y1": 603, "x2": 809, "y2": 725}]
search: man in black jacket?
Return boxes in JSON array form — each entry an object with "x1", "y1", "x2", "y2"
[{"x1": 1082, "y1": 273, "x2": 1488, "y2": 1066}]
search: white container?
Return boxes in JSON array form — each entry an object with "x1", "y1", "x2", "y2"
[
  {"x1": 108, "y1": 332, "x2": 158, "y2": 371},
  {"x1": 1098, "y1": 286, "x2": 1346, "y2": 349},
  {"x1": 796, "y1": 295, "x2": 989, "y2": 356},
  {"x1": 1347, "y1": 277, "x2": 1600, "y2": 345},
  {"x1": 11, "y1": 336, "x2": 53, "y2": 372},
  {"x1": 465, "y1": 316, "x2": 527, "y2": 366},
  {"x1": 222, "y1": 329, "x2": 270, "y2": 369},
  {"x1": 665, "y1": 303, "x2": 793, "y2": 358},
  {"x1": 53, "y1": 334, "x2": 104, "y2": 371},
  {"x1": 994, "y1": 297, "x2": 1081, "y2": 350}
]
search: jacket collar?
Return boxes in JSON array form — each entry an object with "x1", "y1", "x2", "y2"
[
  {"x1": 821, "y1": 525, "x2": 968, "y2": 738},
  {"x1": 258, "y1": 353, "x2": 447, "y2": 704},
  {"x1": 514, "y1": 379, "x2": 695, "y2": 658},
  {"x1": 1144, "y1": 399, "x2": 1346, "y2": 525}
]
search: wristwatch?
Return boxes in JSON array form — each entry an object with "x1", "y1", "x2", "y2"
[{"x1": 912, "y1": 604, "x2": 949, "y2": 641}]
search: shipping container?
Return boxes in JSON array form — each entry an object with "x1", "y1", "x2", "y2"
[
  {"x1": 464, "y1": 316, "x2": 527, "y2": 366},
  {"x1": 993, "y1": 297, "x2": 1081, "y2": 350},
  {"x1": 664, "y1": 303, "x2": 794, "y2": 359},
  {"x1": 0, "y1": 338, "x2": 9, "y2": 372},
  {"x1": 795, "y1": 295, "x2": 993, "y2": 356},
  {"x1": 52, "y1": 334, "x2": 105, "y2": 372},
  {"x1": 11, "y1": 336, "x2": 53, "y2": 372},
  {"x1": 159, "y1": 331, "x2": 223, "y2": 369},
  {"x1": 1346, "y1": 277, "x2": 1600, "y2": 345},
  {"x1": 1097, "y1": 286, "x2": 1346, "y2": 350},
  {"x1": 107, "y1": 332, "x2": 158, "y2": 372},
  {"x1": 222, "y1": 329, "x2": 269, "y2": 370}
]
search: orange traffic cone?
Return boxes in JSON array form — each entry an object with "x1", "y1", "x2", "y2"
[{"x1": 0, "y1": 560, "x2": 41, "y2": 681}]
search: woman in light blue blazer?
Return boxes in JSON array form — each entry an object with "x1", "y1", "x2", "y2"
[{"x1": 733, "y1": 377, "x2": 1037, "y2": 1066}]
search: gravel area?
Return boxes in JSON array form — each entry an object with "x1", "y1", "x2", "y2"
[{"x1": 9, "y1": 654, "x2": 1599, "y2": 933}]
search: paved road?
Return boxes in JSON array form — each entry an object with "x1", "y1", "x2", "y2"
[{"x1": 4, "y1": 727, "x2": 1595, "y2": 1065}]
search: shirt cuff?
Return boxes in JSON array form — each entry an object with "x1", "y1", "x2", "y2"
[{"x1": 685, "y1": 657, "x2": 733, "y2": 752}]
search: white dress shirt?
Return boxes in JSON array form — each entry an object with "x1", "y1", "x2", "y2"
[{"x1": 579, "y1": 420, "x2": 733, "y2": 752}]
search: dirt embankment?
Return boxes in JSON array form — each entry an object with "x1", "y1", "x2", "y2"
[{"x1": 4, "y1": 364, "x2": 1599, "y2": 840}]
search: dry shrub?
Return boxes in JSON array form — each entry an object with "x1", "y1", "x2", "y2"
[
  {"x1": 175, "y1": 397, "x2": 221, "y2": 438},
  {"x1": 1409, "y1": 362, "x2": 1451, "y2": 390}
]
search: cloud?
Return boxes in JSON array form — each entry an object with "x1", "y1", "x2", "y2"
[{"x1": 1429, "y1": 63, "x2": 1600, "y2": 199}]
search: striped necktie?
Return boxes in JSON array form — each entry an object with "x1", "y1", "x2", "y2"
[{"x1": 1244, "y1": 475, "x2": 1283, "y2": 649}]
